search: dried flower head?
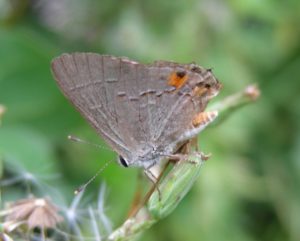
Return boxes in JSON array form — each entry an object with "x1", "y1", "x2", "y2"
[
  {"x1": 244, "y1": 84, "x2": 260, "y2": 101},
  {"x1": 4, "y1": 197, "x2": 63, "y2": 229}
]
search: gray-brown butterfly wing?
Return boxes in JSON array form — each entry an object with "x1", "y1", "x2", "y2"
[
  {"x1": 51, "y1": 53, "x2": 219, "y2": 164},
  {"x1": 52, "y1": 53, "x2": 135, "y2": 160}
]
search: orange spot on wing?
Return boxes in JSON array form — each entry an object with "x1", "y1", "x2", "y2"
[
  {"x1": 168, "y1": 71, "x2": 188, "y2": 89},
  {"x1": 192, "y1": 111, "x2": 217, "y2": 127}
]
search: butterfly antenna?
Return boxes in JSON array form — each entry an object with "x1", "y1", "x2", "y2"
[
  {"x1": 68, "y1": 135, "x2": 112, "y2": 152},
  {"x1": 74, "y1": 159, "x2": 113, "y2": 195}
]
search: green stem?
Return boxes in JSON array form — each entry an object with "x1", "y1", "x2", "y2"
[{"x1": 208, "y1": 84, "x2": 260, "y2": 126}]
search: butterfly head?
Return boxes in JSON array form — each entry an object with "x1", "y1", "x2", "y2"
[{"x1": 117, "y1": 145, "x2": 164, "y2": 169}]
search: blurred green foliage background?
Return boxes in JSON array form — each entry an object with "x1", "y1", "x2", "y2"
[{"x1": 1, "y1": 0, "x2": 300, "y2": 240}]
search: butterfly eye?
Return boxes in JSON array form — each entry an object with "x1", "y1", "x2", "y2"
[
  {"x1": 118, "y1": 156, "x2": 129, "y2": 167},
  {"x1": 205, "y1": 84, "x2": 211, "y2": 88}
]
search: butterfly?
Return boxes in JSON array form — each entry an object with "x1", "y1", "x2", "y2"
[{"x1": 51, "y1": 53, "x2": 221, "y2": 171}]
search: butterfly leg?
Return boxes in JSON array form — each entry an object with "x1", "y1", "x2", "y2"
[
  {"x1": 167, "y1": 137, "x2": 211, "y2": 165},
  {"x1": 127, "y1": 161, "x2": 171, "y2": 218},
  {"x1": 144, "y1": 168, "x2": 162, "y2": 200},
  {"x1": 167, "y1": 151, "x2": 211, "y2": 165}
]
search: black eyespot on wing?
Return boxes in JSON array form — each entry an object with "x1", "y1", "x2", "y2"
[
  {"x1": 176, "y1": 70, "x2": 186, "y2": 78},
  {"x1": 190, "y1": 66, "x2": 202, "y2": 74},
  {"x1": 119, "y1": 156, "x2": 129, "y2": 167},
  {"x1": 205, "y1": 83, "x2": 211, "y2": 88}
]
